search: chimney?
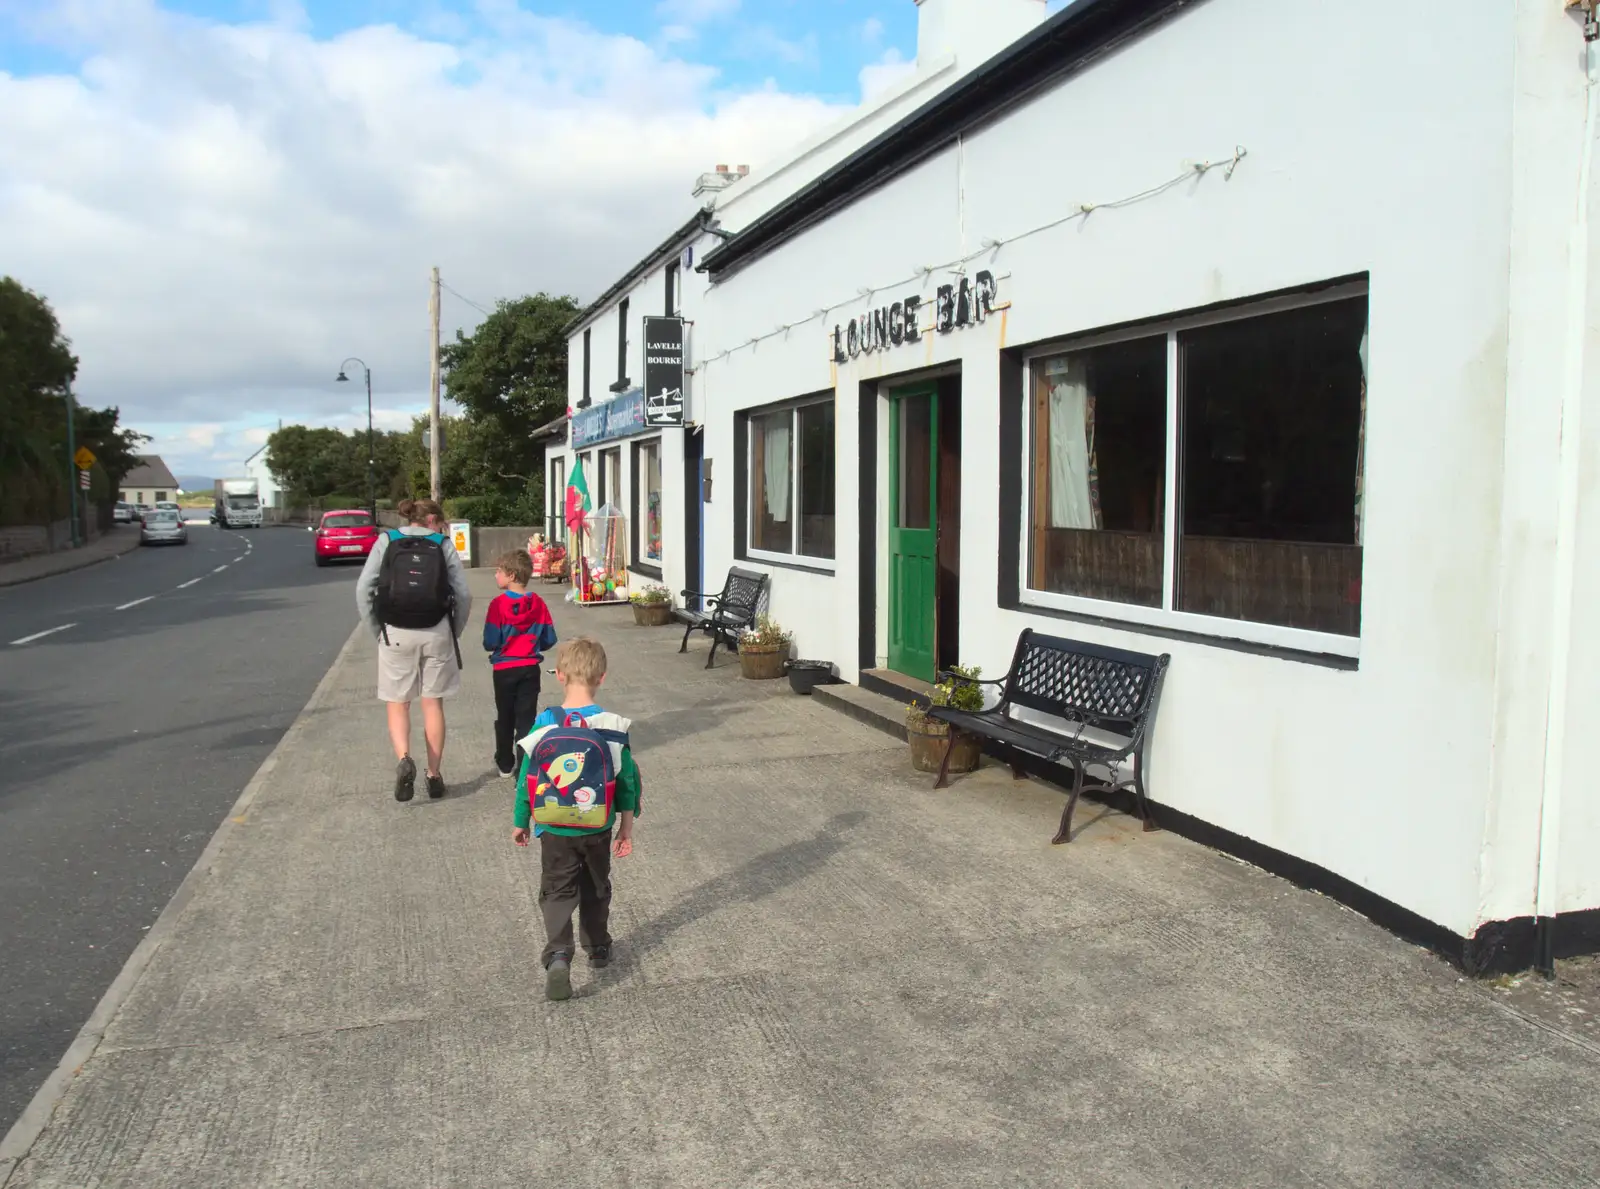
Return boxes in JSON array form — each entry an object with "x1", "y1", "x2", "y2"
[
  {"x1": 691, "y1": 164, "x2": 752, "y2": 201},
  {"x1": 915, "y1": 0, "x2": 1046, "y2": 69}
]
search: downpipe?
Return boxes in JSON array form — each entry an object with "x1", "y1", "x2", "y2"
[{"x1": 1533, "y1": 21, "x2": 1600, "y2": 977}]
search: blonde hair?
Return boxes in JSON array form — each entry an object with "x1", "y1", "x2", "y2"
[
  {"x1": 397, "y1": 498, "x2": 443, "y2": 526},
  {"x1": 556, "y1": 637, "x2": 608, "y2": 687},
  {"x1": 496, "y1": 549, "x2": 532, "y2": 585}
]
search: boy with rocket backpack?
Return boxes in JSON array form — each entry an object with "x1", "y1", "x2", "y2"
[{"x1": 511, "y1": 636, "x2": 641, "y2": 1002}]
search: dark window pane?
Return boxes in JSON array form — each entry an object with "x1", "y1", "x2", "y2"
[
  {"x1": 798, "y1": 402, "x2": 835, "y2": 559},
  {"x1": 1028, "y1": 335, "x2": 1166, "y2": 607},
  {"x1": 1177, "y1": 296, "x2": 1367, "y2": 635},
  {"x1": 899, "y1": 397, "x2": 933, "y2": 530},
  {"x1": 324, "y1": 514, "x2": 373, "y2": 528},
  {"x1": 750, "y1": 410, "x2": 794, "y2": 554}
]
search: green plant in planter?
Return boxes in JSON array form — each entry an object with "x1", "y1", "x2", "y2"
[
  {"x1": 741, "y1": 614, "x2": 792, "y2": 650},
  {"x1": 906, "y1": 665, "x2": 984, "y2": 728},
  {"x1": 630, "y1": 583, "x2": 672, "y2": 606}
]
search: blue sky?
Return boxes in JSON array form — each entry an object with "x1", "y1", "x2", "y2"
[{"x1": 0, "y1": 0, "x2": 956, "y2": 476}]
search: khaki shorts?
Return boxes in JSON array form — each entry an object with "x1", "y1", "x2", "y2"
[{"x1": 376, "y1": 621, "x2": 461, "y2": 703}]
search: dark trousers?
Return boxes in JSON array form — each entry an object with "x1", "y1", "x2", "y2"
[
  {"x1": 539, "y1": 830, "x2": 612, "y2": 965},
  {"x1": 493, "y1": 665, "x2": 541, "y2": 773}
]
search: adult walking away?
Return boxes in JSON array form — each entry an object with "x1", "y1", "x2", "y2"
[{"x1": 356, "y1": 498, "x2": 473, "y2": 802}]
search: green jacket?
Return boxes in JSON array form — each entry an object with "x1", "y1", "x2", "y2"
[{"x1": 514, "y1": 704, "x2": 642, "y2": 836}]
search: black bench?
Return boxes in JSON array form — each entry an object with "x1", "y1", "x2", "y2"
[
  {"x1": 676, "y1": 566, "x2": 770, "y2": 669},
  {"x1": 929, "y1": 629, "x2": 1170, "y2": 845}
]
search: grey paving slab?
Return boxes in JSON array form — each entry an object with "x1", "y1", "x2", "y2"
[{"x1": 7, "y1": 574, "x2": 1600, "y2": 1188}]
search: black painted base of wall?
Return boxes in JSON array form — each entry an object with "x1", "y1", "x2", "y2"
[{"x1": 978, "y1": 742, "x2": 1600, "y2": 977}]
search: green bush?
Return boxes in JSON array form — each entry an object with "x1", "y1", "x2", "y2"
[{"x1": 442, "y1": 489, "x2": 544, "y2": 527}]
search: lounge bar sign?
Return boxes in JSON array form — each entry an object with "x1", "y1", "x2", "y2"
[
  {"x1": 643, "y1": 315, "x2": 685, "y2": 427},
  {"x1": 571, "y1": 388, "x2": 646, "y2": 448},
  {"x1": 832, "y1": 269, "x2": 1001, "y2": 363}
]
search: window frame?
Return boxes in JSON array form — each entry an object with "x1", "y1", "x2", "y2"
[
  {"x1": 1018, "y1": 280, "x2": 1367, "y2": 659},
  {"x1": 630, "y1": 437, "x2": 664, "y2": 580},
  {"x1": 742, "y1": 393, "x2": 838, "y2": 571},
  {"x1": 548, "y1": 455, "x2": 567, "y2": 543},
  {"x1": 611, "y1": 298, "x2": 631, "y2": 392},
  {"x1": 580, "y1": 329, "x2": 592, "y2": 408}
]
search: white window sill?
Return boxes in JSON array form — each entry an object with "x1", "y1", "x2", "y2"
[{"x1": 744, "y1": 547, "x2": 837, "y2": 576}]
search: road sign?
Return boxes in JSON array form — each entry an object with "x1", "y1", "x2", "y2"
[
  {"x1": 449, "y1": 521, "x2": 472, "y2": 565},
  {"x1": 73, "y1": 446, "x2": 96, "y2": 470},
  {"x1": 78, "y1": 468, "x2": 91, "y2": 490}
]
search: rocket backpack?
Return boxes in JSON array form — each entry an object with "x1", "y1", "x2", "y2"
[{"x1": 521, "y1": 711, "x2": 631, "y2": 831}]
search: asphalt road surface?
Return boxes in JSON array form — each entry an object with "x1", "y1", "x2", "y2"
[{"x1": 0, "y1": 523, "x2": 365, "y2": 1134}]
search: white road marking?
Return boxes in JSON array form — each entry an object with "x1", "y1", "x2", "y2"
[
  {"x1": 176, "y1": 578, "x2": 202, "y2": 589},
  {"x1": 11, "y1": 623, "x2": 77, "y2": 645},
  {"x1": 213, "y1": 565, "x2": 228, "y2": 573},
  {"x1": 115, "y1": 596, "x2": 155, "y2": 610}
]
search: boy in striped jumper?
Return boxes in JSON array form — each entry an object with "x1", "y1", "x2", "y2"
[{"x1": 483, "y1": 549, "x2": 558, "y2": 777}]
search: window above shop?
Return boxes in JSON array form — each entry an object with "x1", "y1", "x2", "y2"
[
  {"x1": 740, "y1": 396, "x2": 836, "y2": 568},
  {"x1": 1021, "y1": 282, "x2": 1368, "y2": 656}
]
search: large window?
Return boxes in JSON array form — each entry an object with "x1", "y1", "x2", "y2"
[
  {"x1": 1025, "y1": 287, "x2": 1367, "y2": 645},
  {"x1": 634, "y1": 439, "x2": 662, "y2": 566},
  {"x1": 748, "y1": 398, "x2": 835, "y2": 563},
  {"x1": 599, "y1": 447, "x2": 621, "y2": 508},
  {"x1": 548, "y1": 456, "x2": 566, "y2": 542}
]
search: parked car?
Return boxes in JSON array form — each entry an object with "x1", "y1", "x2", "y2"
[
  {"x1": 140, "y1": 508, "x2": 188, "y2": 546},
  {"x1": 155, "y1": 500, "x2": 181, "y2": 512},
  {"x1": 113, "y1": 501, "x2": 136, "y2": 523},
  {"x1": 310, "y1": 509, "x2": 379, "y2": 566}
]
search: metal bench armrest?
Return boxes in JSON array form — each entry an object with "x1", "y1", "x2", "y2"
[{"x1": 937, "y1": 669, "x2": 1007, "y2": 688}]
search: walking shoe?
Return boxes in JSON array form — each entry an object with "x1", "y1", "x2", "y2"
[
  {"x1": 394, "y1": 756, "x2": 416, "y2": 803},
  {"x1": 588, "y1": 946, "x2": 611, "y2": 969},
  {"x1": 545, "y1": 955, "x2": 572, "y2": 1002},
  {"x1": 426, "y1": 773, "x2": 446, "y2": 800},
  {"x1": 497, "y1": 764, "x2": 516, "y2": 779}
]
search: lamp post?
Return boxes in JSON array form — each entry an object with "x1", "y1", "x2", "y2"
[{"x1": 336, "y1": 359, "x2": 374, "y2": 516}]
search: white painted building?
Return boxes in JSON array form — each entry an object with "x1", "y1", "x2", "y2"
[
  {"x1": 244, "y1": 443, "x2": 284, "y2": 509},
  {"x1": 549, "y1": 0, "x2": 1600, "y2": 972}
]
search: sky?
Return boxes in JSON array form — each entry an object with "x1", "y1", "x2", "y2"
[{"x1": 0, "y1": 0, "x2": 929, "y2": 480}]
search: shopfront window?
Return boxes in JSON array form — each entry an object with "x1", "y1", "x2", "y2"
[
  {"x1": 1029, "y1": 335, "x2": 1166, "y2": 607},
  {"x1": 1024, "y1": 286, "x2": 1367, "y2": 643},
  {"x1": 548, "y1": 456, "x2": 566, "y2": 542},
  {"x1": 748, "y1": 398, "x2": 836, "y2": 562},
  {"x1": 635, "y1": 439, "x2": 662, "y2": 565}
]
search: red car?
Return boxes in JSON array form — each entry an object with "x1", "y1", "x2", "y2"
[{"x1": 311, "y1": 509, "x2": 379, "y2": 566}]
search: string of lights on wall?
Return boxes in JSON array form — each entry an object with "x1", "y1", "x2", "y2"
[{"x1": 689, "y1": 146, "x2": 1249, "y2": 375}]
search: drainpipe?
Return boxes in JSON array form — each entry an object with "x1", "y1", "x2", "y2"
[{"x1": 1533, "y1": 11, "x2": 1600, "y2": 977}]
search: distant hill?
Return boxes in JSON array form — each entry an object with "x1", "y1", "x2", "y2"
[{"x1": 177, "y1": 475, "x2": 213, "y2": 494}]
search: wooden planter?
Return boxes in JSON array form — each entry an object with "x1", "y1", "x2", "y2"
[
  {"x1": 739, "y1": 643, "x2": 788, "y2": 680},
  {"x1": 632, "y1": 602, "x2": 673, "y2": 627},
  {"x1": 907, "y1": 715, "x2": 982, "y2": 775}
]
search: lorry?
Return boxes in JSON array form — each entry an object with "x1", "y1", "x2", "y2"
[{"x1": 213, "y1": 478, "x2": 263, "y2": 528}]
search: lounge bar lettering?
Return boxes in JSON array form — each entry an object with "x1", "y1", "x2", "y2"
[{"x1": 832, "y1": 270, "x2": 1000, "y2": 363}]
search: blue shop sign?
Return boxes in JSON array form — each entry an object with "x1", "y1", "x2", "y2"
[{"x1": 571, "y1": 388, "x2": 647, "y2": 448}]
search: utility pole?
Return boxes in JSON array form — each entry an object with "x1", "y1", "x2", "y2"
[
  {"x1": 65, "y1": 385, "x2": 80, "y2": 548},
  {"x1": 429, "y1": 266, "x2": 442, "y2": 501}
]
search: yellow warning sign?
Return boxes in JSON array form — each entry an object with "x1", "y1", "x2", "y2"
[{"x1": 73, "y1": 446, "x2": 96, "y2": 470}]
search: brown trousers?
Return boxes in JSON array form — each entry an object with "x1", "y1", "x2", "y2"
[{"x1": 539, "y1": 830, "x2": 612, "y2": 965}]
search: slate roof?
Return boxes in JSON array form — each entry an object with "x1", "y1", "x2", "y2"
[{"x1": 120, "y1": 455, "x2": 179, "y2": 490}]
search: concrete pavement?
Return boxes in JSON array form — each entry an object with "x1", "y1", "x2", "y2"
[
  {"x1": 5, "y1": 572, "x2": 1600, "y2": 1188},
  {"x1": 0, "y1": 528, "x2": 140, "y2": 589}
]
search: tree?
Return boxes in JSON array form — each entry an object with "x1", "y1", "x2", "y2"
[
  {"x1": 440, "y1": 292, "x2": 578, "y2": 493},
  {"x1": 0, "y1": 277, "x2": 79, "y2": 522}
]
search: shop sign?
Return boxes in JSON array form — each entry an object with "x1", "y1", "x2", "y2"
[
  {"x1": 643, "y1": 316, "x2": 685, "y2": 428},
  {"x1": 831, "y1": 270, "x2": 1001, "y2": 363},
  {"x1": 571, "y1": 388, "x2": 646, "y2": 448}
]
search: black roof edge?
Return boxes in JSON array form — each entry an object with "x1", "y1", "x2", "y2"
[
  {"x1": 699, "y1": 0, "x2": 1200, "y2": 282},
  {"x1": 563, "y1": 206, "x2": 717, "y2": 336}
]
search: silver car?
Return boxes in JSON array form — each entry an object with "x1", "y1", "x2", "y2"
[{"x1": 140, "y1": 508, "x2": 188, "y2": 546}]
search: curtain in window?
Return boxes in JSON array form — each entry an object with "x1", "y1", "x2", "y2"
[
  {"x1": 764, "y1": 419, "x2": 791, "y2": 522},
  {"x1": 1355, "y1": 326, "x2": 1368, "y2": 547},
  {"x1": 1046, "y1": 357, "x2": 1097, "y2": 530}
]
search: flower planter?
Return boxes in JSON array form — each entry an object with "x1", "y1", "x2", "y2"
[
  {"x1": 906, "y1": 715, "x2": 982, "y2": 775},
  {"x1": 739, "y1": 643, "x2": 788, "y2": 680},
  {"x1": 785, "y1": 659, "x2": 838, "y2": 695},
  {"x1": 632, "y1": 602, "x2": 673, "y2": 627}
]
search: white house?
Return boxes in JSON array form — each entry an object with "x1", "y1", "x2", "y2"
[
  {"x1": 548, "y1": 0, "x2": 1600, "y2": 974},
  {"x1": 243, "y1": 442, "x2": 284, "y2": 510}
]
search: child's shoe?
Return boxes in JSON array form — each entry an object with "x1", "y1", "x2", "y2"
[{"x1": 545, "y1": 954, "x2": 572, "y2": 1001}]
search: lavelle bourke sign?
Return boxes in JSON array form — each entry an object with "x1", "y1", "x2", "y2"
[
  {"x1": 643, "y1": 315, "x2": 686, "y2": 427},
  {"x1": 831, "y1": 270, "x2": 1000, "y2": 363}
]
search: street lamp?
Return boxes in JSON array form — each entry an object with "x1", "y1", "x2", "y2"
[{"x1": 336, "y1": 358, "x2": 374, "y2": 516}]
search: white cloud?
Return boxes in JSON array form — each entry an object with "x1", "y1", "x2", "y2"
[
  {"x1": 859, "y1": 48, "x2": 915, "y2": 101},
  {"x1": 656, "y1": 0, "x2": 741, "y2": 24},
  {"x1": 0, "y1": 0, "x2": 847, "y2": 475},
  {"x1": 861, "y1": 17, "x2": 885, "y2": 44}
]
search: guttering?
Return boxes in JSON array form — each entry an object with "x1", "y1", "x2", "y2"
[
  {"x1": 562, "y1": 206, "x2": 717, "y2": 337},
  {"x1": 699, "y1": 0, "x2": 1202, "y2": 282}
]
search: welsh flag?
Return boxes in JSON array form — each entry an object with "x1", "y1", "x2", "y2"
[{"x1": 564, "y1": 457, "x2": 591, "y2": 535}]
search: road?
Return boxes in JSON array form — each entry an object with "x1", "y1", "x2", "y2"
[{"x1": 0, "y1": 523, "x2": 363, "y2": 1134}]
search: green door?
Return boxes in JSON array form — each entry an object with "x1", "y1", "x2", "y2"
[{"x1": 888, "y1": 385, "x2": 938, "y2": 681}]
